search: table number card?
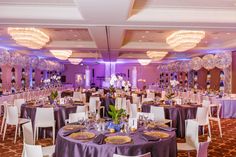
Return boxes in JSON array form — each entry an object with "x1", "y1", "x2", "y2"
[
  {"x1": 128, "y1": 118, "x2": 137, "y2": 129},
  {"x1": 60, "y1": 98, "x2": 65, "y2": 105}
]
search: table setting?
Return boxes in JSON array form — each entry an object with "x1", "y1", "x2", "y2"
[{"x1": 55, "y1": 114, "x2": 177, "y2": 157}]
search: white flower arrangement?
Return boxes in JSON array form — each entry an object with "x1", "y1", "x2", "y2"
[{"x1": 170, "y1": 79, "x2": 179, "y2": 88}]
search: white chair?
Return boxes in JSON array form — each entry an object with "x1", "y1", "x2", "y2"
[
  {"x1": 129, "y1": 103, "x2": 138, "y2": 118},
  {"x1": 14, "y1": 98, "x2": 26, "y2": 117},
  {"x1": 175, "y1": 98, "x2": 182, "y2": 105},
  {"x1": 196, "y1": 136, "x2": 211, "y2": 157},
  {"x1": 161, "y1": 91, "x2": 166, "y2": 100},
  {"x1": 209, "y1": 104, "x2": 222, "y2": 138},
  {"x1": 72, "y1": 92, "x2": 82, "y2": 102},
  {"x1": 132, "y1": 95, "x2": 141, "y2": 109},
  {"x1": 2, "y1": 105, "x2": 30, "y2": 143},
  {"x1": 147, "y1": 92, "x2": 155, "y2": 100},
  {"x1": 202, "y1": 100, "x2": 210, "y2": 108},
  {"x1": 195, "y1": 107, "x2": 211, "y2": 137},
  {"x1": 0, "y1": 101, "x2": 9, "y2": 135},
  {"x1": 150, "y1": 106, "x2": 172, "y2": 127},
  {"x1": 88, "y1": 97, "x2": 100, "y2": 113},
  {"x1": 76, "y1": 105, "x2": 86, "y2": 113},
  {"x1": 22, "y1": 122, "x2": 55, "y2": 157},
  {"x1": 88, "y1": 96, "x2": 104, "y2": 117},
  {"x1": 177, "y1": 120, "x2": 199, "y2": 157},
  {"x1": 113, "y1": 152, "x2": 151, "y2": 157},
  {"x1": 142, "y1": 98, "x2": 154, "y2": 103},
  {"x1": 23, "y1": 143, "x2": 44, "y2": 157},
  {"x1": 34, "y1": 108, "x2": 55, "y2": 144},
  {"x1": 115, "y1": 97, "x2": 126, "y2": 110},
  {"x1": 65, "y1": 112, "x2": 87, "y2": 124}
]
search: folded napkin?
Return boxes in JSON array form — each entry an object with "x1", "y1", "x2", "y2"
[
  {"x1": 92, "y1": 134, "x2": 106, "y2": 144},
  {"x1": 157, "y1": 126, "x2": 176, "y2": 132},
  {"x1": 141, "y1": 134, "x2": 160, "y2": 142},
  {"x1": 62, "y1": 128, "x2": 81, "y2": 136}
]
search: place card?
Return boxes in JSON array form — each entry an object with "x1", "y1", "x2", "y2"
[{"x1": 128, "y1": 118, "x2": 137, "y2": 129}]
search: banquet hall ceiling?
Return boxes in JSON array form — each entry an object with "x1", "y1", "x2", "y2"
[{"x1": 0, "y1": 0, "x2": 236, "y2": 64}]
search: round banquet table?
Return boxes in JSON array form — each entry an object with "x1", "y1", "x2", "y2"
[
  {"x1": 20, "y1": 103, "x2": 83, "y2": 133},
  {"x1": 55, "y1": 128, "x2": 177, "y2": 157},
  {"x1": 217, "y1": 98, "x2": 236, "y2": 118},
  {"x1": 142, "y1": 103, "x2": 198, "y2": 138}
]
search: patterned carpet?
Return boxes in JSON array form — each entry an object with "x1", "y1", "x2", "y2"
[{"x1": 0, "y1": 118, "x2": 236, "y2": 157}]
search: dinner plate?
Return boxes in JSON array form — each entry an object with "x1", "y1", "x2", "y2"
[
  {"x1": 63, "y1": 125, "x2": 84, "y2": 131},
  {"x1": 105, "y1": 136, "x2": 131, "y2": 145},
  {"x1": 144, "y1": 131, "x2": 170, "y2": 138},
  {"x1": 69, "y1": 132, "x2": 95, "y2": 140}
]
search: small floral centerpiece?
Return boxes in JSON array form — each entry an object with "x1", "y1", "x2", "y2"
[
  {"x1": 108, "y1": 105, "x2": 126, "y2": 131},
  {"x1": 49, "y1": 91, "x2": 58, "y2": 104},
  {"x1": 165, "y1": 80, "x2": 179, "y2": 105}
]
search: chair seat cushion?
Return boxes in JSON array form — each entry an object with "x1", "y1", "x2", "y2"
[{"x1": 177, "y1": 143, "x2": 196, "y2": 151}]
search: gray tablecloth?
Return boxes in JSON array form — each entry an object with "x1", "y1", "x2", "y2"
[
  {"x1": 142, "y1": 104, "x2": 198, "y2": 138},
  {"x1": 21, "y1": 104, "x2": 80, "y2": 135},
  {"x1": 218, "y1": 99, "x2": 236, "y2": 118},
  {"x1": 55, "y1": 129, "x2": 177, "y2": 157}
]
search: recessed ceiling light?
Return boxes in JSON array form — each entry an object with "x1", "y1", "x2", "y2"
[
  {"x1": 145, "y1": 31, "x2": 150, "y2": 34},
  {"x1": 142, "y1": 35, "x2": 145, "y2": 38},
  {"x1": 226, "y1": 32, "x2": 231, "y2": 35}
]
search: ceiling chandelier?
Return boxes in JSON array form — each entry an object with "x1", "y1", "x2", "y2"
[
  {"x1": 166, "y1": 30, "x2": 205, "y2": 52},
  {"x1": 7, "y1": 27, "x2": 50, "y2": 49},
  {"x1": 146, "y1": 51, "x2": 168, "y2": 60},
  {"x1": 68, "y1": 58, "x2": 83, "y2": 65},
  {"x1": 138, "y1": 59, "x2": 151, "y2": 66},
  {"x1": 50, "y1": 50, "x2": 72, "y2": 60}
]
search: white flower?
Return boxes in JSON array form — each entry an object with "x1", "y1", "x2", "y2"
[
  {"x1": 220, "y1": 86, "x2": 224, "y2": 91},
  {"x1": 170, "y1": 80, "x2": 179, "y2": 87}
]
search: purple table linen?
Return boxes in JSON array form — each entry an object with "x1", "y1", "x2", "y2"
[
  {"x1": 219, "y1": 99, "x2": 236, "y2": 118},
  {"x1": 55, "y1": 129, "x2": 177, "y2": 157},
  {"x1": 21, "y1": 104, "x2": 78, "y2": 135},
  {"x1": 142, "y1": 104, "x2": 198, "y2": 138}
]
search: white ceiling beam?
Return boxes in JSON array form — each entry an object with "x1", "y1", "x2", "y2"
[{"x1": 87, "y1": 26, "x2": 108, "y2": 49}]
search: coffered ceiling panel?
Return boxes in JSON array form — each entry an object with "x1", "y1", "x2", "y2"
[
  {"x1": 0, "y1": 0, "x2": 236, "y2": 64},
  {"x1": 0, "y1": 0, "x2": 75, "y2": 5}
]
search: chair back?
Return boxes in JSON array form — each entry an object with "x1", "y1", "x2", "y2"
[
  {"x1": 196, "y1": 107, "x2": 209, "y2": 125},
  {"x1": 89, "y1": 97, "x2": 99, "y2": 113},
  {"x1": 186, "y1": 119, "x2": 199, "y2": 149},
  {"x1": 115, "y1": 97, "x2": 122, "y2": 110},
  {"x1": 161, "y1": 91, "x2": 166, "y2": 99},
  {"x1": 147, "y1": 92, "x2": 155, "y2": 100},
  {"x1": 35, "y1": 108, "x2": 55, "y2": 127},
  {"x1": 130, "y1": 103, "x2": 138, "y2": 118},
  {"x1": 150, "y1": 106, "x2": 165, "y2": 121},
  {"x1": 73, "y1": 92, "x2": 82, "y2": 101},
  {"x1": 69, "y1": 112, "x2": 86, "y2": 123},
  {"x1": 6, "y1": 105, "x2": 19, "y2": 125},
  {"x1": 76, "y1": 106, "x2": 86, "y2": 113},
  {"x1": 22, "y1": 121, "x2": 34, "y2": 145},
  {"x1": 113, "y1": 152, "x2": 151, "y2": 157},
  {"x1": 14, "y1": 98, "x2": 26, "y2": 116},
  {"x1": 24, "y1": 143, "x2": 43, "y2": 157},
  {"x1": 142, "y1": 98, "x2": 154, "y2": 103},
  {"x1": 175, "y1": 98, "x2": 182, "y2": 105},
  {"x1": 196, "y1": 137, "x2": 211, "y2": 157},
  {"x1": 202, "y1": 100, "x2": 210, "y2": 108}
]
